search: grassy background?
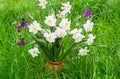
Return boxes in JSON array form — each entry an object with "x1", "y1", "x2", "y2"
[{"x1": 0, "y1": 0, "x2": 120, "y2": 79}]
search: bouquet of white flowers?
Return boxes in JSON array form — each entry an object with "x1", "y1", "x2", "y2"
[{"x1": 17, "y1": 0, "x2": 96, "y2": 63}]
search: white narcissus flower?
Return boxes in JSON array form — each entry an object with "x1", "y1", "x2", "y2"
[
  {"x1": 38, "y1": 0, "x2": 48, "y2": 9},
  {"x1": 75, "y1": 23, "x2": 79, "y2": 26},
  {"x1": 44, "y1": 14, "x2": 56, "y2": 27},
  {"x1": 73, "y1": 34, "x2": 85, "y2": 43},
  {"x1": 28, "y1": 20, "x2": 42, "y2": 34},
  {"x1": 69, "y1": 28, "x2": 82, "y2": 35},
  {"x1": 83, "y1": 20, "x2": 94, "y2": 32},
  {"x1": 61, "y1": 2, "x2": 72, "y2": 14},
  {"x1": 44, "y1": 32, "x2": 57, "y2": 43},
  {"x1": 55, "y1": 27, "x2": 67, "y2": 38},
  {"x1": 59, "y1": 18, "x2": 71, "y2": 31},
  {"x1": 86, "y1": 34, "x2": 96, "y2": 45},
  {"x1": 57, "y1": 10, "x2": 66, "y2": 18},
  {"x1": 78, "y1": 47, "x2": 89, "y2": 56},
  {"x1": 28, "y1": 47, "x2": 40, "y2": 58}
]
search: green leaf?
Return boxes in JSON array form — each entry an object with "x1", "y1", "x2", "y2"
[
  {"x1": 0, "y1": 55, "x2": 6, "y2": 61},
  {"x1": 36, "y1": 39, "x2": 46, "y2": 44},
  {"x1": 59, "y1": 42, "x2": 76, "y2": 61},
  {"x1": 36, "y1": 40, "x2": 54, "y2": 61}
]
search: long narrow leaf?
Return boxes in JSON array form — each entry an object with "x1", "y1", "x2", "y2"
[
  {"x1": 36, "y1": 40, "x2": 54, "y2": 61},
  {"x1": 59, "y1": 42, "x2": 76, "y2": 61}
]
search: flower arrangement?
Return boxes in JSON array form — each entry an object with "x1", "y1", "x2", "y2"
[{"x1": 16, "y1": 0, "x2": 96, "y2": 62}]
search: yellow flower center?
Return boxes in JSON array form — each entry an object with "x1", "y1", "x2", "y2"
[
  {"x1": 59, "y1": 32, "x2": 63, "y2": 36},
  {"x1": 43, "y1": 0, "x2": 46, "y2": 4},
  {"x1": 88, "y1": 24, "x2": 91, "y2": 29},
  {"x1": 76, "y1": 36, "x2": 80, "y2": 40},
  {"x1": 49, "y1": 35, "x2": 52, "y2": 39},
  {"x1": 33, "y1": 51, "x2": 36, "y2": 54},
  {"x1": 67, "y1": 5, "x2": 70, "y2": 9},
  {"x1": 48, "y1": 20, "x2": 52, "y2": 23},
  {"x1": 75, "y1": 31, "x2": 79, "y2": 34},
  {"x1": 65, "y1": 22, "x2": 69, "y2": 27},
  {"x1": 32, "y1": 26, "x2": 37, "y2": 30}
]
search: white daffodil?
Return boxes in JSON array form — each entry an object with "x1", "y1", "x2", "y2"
[
  {"x1": 59, "y1": 18, "x2": 71, "y2": 31},
  {"x1": 73, "y1": 34, "x2": 85, "y2": 43},
  {"x1": 75, "y1": 23, "x2": 79, "y2": 26},
  {"x1": 44, "y1": 14, "x2": 56, "y2": 27},
  {"x1": 86, "y1": 34, "x2": 96, "y2": 45},
  {"x1": 55, "y1": 27, "x2": 67, "y2": 38},
  {"x1": 43, "y1": 32, "x2": 57, "y2": 43},
  {"x1": 69, "y1": 28, "x2": 82, "y2": 35},
  {"x1": 28, "y1": 47, "x2": 40, "y2": 58},
  {"x1": 61, "y1": 2, "x2": 72, "y2": 14},
  {"x1": 83, "y1": 20, "x2": 94, "y2": 32},
  {"x1": 28, "y1": 20, "x2": 42, "y2": 34},
  {"x1": 57, "y1": 10, "x2": 66, "y2": 18},
  {"x1": 78, "y1": 47, "x2": 89, "y2": 56},
  {"x1": 38, "y1": 0, "x2": 48, "y2": 9}
]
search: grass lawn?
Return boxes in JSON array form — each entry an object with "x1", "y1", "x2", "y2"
[{"x1": 0, "y1": 0, "x2": 120, "y2": 79}]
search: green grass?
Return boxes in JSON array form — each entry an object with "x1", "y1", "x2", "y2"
[{"x1": 0, "y1": 0, "x2": 120, "y2": 79}]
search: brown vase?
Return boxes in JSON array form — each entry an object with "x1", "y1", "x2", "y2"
[{"x1": 46, "y1": 60, "x2": 64, "y2": 72}]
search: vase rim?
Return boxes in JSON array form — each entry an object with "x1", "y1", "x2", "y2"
[{"x1": 48, "y1": 60, "x2": 64, "y2": 65}]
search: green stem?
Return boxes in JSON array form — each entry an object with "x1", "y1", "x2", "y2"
[
  {"x1": 52, "y1": 43, "x2": 55, "y2": 61},
  {"x1": 60, "y1": 42, "x2": 76, "y2": 61}
]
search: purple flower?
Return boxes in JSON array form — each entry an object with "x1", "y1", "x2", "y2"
[
  {"x1": 83, "y1": 10, "x2": 92, "y2": 18},
  {"x1": 17, "y1": 26, "x2": 22, "y2": 32},
  {"x1": 21, "y1": 18, "x2": 28, "y2": 27},
  {"x1": 18, "y1": 38, "x2": 27, "y2": 46},
  {"x1": 16, "y1": 18, "x2": 29, "y2": 32}
]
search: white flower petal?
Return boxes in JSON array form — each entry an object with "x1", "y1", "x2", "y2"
[
  {"x1": 28, "y1": 20, "x2": 42, "y2": 34},
  {"x1": 83, "y1": 20, "x2": 94, "y2": 32},
  {"x1": 61, "y1": 2, "x2": 72, "y2": 14},
  {"x1": 38, "y1": 0, "x2": 48, "y2": 9},
  {"x1": 55, "y1": 27, "x2": 67, "y2": 38},
  {"x1": 78, "y1": 47, "x2": 89, "y2": 56},
  {"x1": 69, "y1": 28, "x2": 82, "y2": 35},
  {"x1": 43, "y1": 32, "x2": 57, "y2": 43},
  {"x1": 59, "y1": 18, "x2": 71, "y2": 31},
  {"x1": 44, "y1": 14, "x2": 56, "y2": 27},
  {"x1": 72, "y1": 34, "x2": 85, "y2": 43},
  {"x1": 86, "y1": 34, "x2": 96, "y2": 45},
  {"x1": 28, "y1": 47, "x2": 40, "y2": 58}
]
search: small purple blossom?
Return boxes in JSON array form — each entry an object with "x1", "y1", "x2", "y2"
[
  {"x1": 17, "y1": 26, "x2": 22, "y2": 32},
  {"x1": 83, "y1": 10, "x2": 92, "y2": 18},
  {"x1": 16, "y1": 18, "x2": 29, "y2": 32},
  {"x1": 21, "y1": 18, "x2": 28, "y2": 27},
  {"x1": 18, "y1": 38, "x2": 27, "y2": 46}
]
